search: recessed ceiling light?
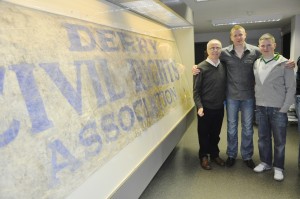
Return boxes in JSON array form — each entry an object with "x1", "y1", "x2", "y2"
[
  {"x1": 212, "y1": 15, "x2": 282, "y2": 26},
  {"x1": 195, "y1": 0, "x2": 209, "y2": 2}
]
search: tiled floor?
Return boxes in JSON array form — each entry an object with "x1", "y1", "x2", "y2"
[{"x1": 140, "y1": 114, "x2": 300, "y2": 199}]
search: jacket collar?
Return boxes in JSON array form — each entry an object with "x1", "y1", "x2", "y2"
[{"x1": 228, "y1": 43, "x2": 251, "y2": 53}]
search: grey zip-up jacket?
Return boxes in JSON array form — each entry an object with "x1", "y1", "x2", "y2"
[{"x1": 254, "y1": 55, "x2": 296, "y2": 113}]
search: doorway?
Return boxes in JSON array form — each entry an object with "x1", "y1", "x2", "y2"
[
  {"x1": 194, "y1": 42, "x2": 207, "y2": 65},
  {"x1": 282, "y1": 32, "x2": 291, "y2": 58}
]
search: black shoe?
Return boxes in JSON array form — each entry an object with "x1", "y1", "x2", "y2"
[
  {"x1": 244, "y1": 159, "x2": 255, "y2": 169},
  {"x1": 226, "y1": 157, "x2": 235, "y2": 167},
  {"x1": 211, "y1": 157, "x2": 225, "y2": 166}
]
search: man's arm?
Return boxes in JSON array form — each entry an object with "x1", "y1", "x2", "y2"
[
  {"x1": 280, "y1": 68, "x2": 296, "y2": 112},
  {"x1": 193, "y1": 72, "x2": 204, "y2": 117}
]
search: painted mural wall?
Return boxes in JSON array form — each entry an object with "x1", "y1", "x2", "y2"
[{"x1": 0, "y1": 2, "x2": 193, "y2": 199}]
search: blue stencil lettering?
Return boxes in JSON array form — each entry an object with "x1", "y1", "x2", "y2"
[
  {"x1": 169, "y1": 87, "x2": 177, "y2": 99},
  {"x1": 84, "y1": 60, "x2": 107, "y2": 107},
  {"x1": 171, "y1": 61, "x2": 180, "y2": 80},
  {"x1": 118, "y1": 106, "x2": 135, "y2": 131},
  {"x1": 155, "y1": 91, "x2": 167, "y2": 108},
  {"x1": 64, "y1": 23, "x2": 96, "y2": 51},
  {"x1": 97, "y1": 29, "x2": 119, "y2": 52},
  {"x1": 9, "y1": 63, "x2": 53, "y2": 134},
  {"x1": 137, "y1": 37, "x2": 150, "y2": 54},
  {"x1": 148, "y1": 95, "x2": 159, "y2": 118},
  {"x1": 79, "y1": 122, "x2": 102, "y2": 158},
  {"x1": 117, "y1": 32, "x2": 137, "y2": 53},
  {"x1": 127, "y1": 59, "x2": 147, "y2": 92},
  {"x1": 101, "y1": 112, "x2": 120, "y2": 142},
  {"x1": 147, "y1": 60, "x2": 160, "y2": 86},
  {"x1": 132, "y1": 98, "x2": 146, "y2": 123},
  {"x1": 147, "y1": 39, "x2": 157, "y2": 54},
  {"x1": 165, "y1": 89, "x2": 173, "y2": 104},
  {"x1": 49, "y1": 139, "x2": 81, "y2": 185},
  {"x1": 139, "y1": 60, "x2": 154, "y2": 91},
  {"x1": 0, "y1": 66, "x2": 5, "y2": 95},
  {"x1": 40, "y1": 62, "x2": 82, "y2": 115},
  {"x1": 99, "y1": 59, "x2": 125, "y2": 102},
  {"x1": 166, "y1": 62, "x2": 175, "y2": 82},
  {"x1": 155, "y1": 60, "x2": 169, "y2": 85},
  {"x1": 0, "y1": 120, "x2": 20, "y2": 148}
]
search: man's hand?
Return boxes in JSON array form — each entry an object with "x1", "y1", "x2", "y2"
[
  {"x1": 192, "y1": 65, "x2": 200, "y2": 75},
  {"x1": 285, "y1": 60, "x2": 295, "y2": 69},
  {"x1": 198, "y1": 108, "x2": 204, "y2": 117}
]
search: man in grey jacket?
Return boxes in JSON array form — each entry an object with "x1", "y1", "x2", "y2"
[{"x1": 253, "y1": 33, "x2": 296, "y2": 181}]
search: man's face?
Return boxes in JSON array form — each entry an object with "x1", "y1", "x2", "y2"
[
  {"x1": 230, "y1": 29, "x2": 246, "y2": 46},
  {"x1": 207, "y1": 42, "x2": 222, "y2": 60},
  {"x1": 259, "y1": 39, "x2": 276, "y2": 58}
]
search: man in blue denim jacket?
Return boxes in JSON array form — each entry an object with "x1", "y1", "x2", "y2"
[{"x1": 253, "y1": 33, "x2": 296, "y2": 181}]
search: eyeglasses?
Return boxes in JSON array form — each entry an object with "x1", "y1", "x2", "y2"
[{"x1": 209, "y1": 47, "x2": 221, "y2": 51}]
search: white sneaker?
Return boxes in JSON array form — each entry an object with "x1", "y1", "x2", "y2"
[
  {"x1": 253, "y1": 163, "x2": 271, "y2": 173},
  {"x1": 274, "y1": 169, "x2": 284, "y2": 181}
]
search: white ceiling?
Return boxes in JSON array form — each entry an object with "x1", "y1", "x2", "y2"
[{"x1": 175, "y1": 0, "x2": 300, "y2": 34}]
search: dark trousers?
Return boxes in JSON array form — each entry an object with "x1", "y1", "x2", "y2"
[{"x1": 197, "y1": 107, "x2": 224, "y2": 159}]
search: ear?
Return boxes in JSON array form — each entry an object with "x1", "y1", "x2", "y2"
[{"x1": 274, "y1": 43, "x2": 276, "y2": 49}]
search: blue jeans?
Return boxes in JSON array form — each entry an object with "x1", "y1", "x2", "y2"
[
  {"x1": 226, "y1": 98, "x2": 254, "y2": 160},
  {"x1": 296, "y1": 96, "x2": 300, "y2": 166},
  {"x1": 255, "y1": 106, "x2": 287, "y2": 170}
]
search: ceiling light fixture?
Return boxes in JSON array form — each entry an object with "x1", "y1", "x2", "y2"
[
  {"x1": 106, "y1": 0, "x2": 192, "y2": 28},
  {"x1": 212, "y1": 14, "x2": 282, "y2": 26}
]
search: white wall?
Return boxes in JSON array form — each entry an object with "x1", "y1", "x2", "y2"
[{"x1": 291, "y1": 15, "x2": 300, "y2": 61}]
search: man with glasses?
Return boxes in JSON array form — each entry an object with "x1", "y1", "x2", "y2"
[{"x1": 193, "y1": 39, "x2": 226, "y2": 170}]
